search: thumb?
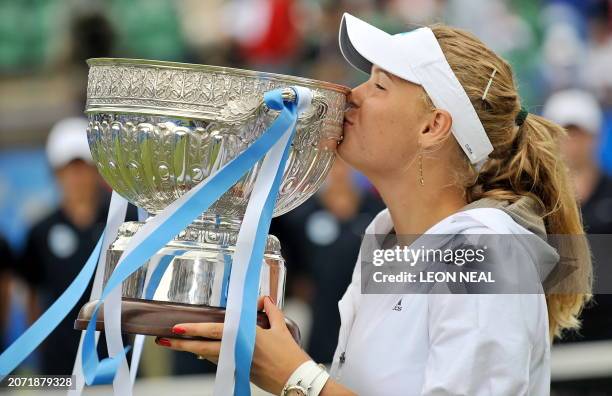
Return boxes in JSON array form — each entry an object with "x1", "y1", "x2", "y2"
[{"x1": 263, "y1": 296, "x2": 285, "y2": 330}]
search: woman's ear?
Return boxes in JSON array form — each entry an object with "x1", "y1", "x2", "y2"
[{"x1": 419, "y1": 109, "x2": 453, "y2": 149}]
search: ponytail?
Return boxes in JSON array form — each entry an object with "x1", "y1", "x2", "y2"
[
  {"x1": 431, "y1": 24, "x2": 593, "y2": 340},
  {"x1": 474, "y1": 112, "x2": 593, "y2": 340}
]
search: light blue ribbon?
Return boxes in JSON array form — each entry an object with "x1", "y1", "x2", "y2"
[
  {"x1": 234, "y1": 94, "x2": 298, "y2": 395},
  {"x1": 81, "y1": 88, "x2": 299, "y2": 386},
  {"x1": 0, "y1": 233, "x2": 105, "y2": 379}
]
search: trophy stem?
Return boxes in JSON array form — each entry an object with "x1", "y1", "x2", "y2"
[{"x1": 103, "y1": 214, "x2": 285, "y2": 307}]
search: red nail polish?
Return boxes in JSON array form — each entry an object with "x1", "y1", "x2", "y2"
[
  {"x1": 172, "y1": 326, "x2": 186, "y2": 335},
  {"x1": 156, "y1": 338, "x2": 171, "y2": 347}
]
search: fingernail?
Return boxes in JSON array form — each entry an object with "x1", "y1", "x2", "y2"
[
  {"x1": 156, "y1": 337, "x2": 171, "y2": 347},
  {"x1": 266, "y1": 296, "x2": 275, "y2": 305},
  {"x1": 172, "y1": 326, "x2": 186, "y2": 335}
]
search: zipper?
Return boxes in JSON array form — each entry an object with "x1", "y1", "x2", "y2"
[
  {"x1": 334, "y1": 248, "x2": 367, "y2": 382},
  {"x1": 335, "y1": 351, "x2": 347, "y2": 381},
  {"x1": 334, "y1": 297, "x2": 356, "y2": 382}
]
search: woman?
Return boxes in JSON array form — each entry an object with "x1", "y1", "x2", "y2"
[{"x1": 156, "y1": 13, "x2": 592, "y2": 395}]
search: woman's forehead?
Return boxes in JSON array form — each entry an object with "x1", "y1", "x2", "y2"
[
  {"x1": 372, "y1": 65, "x2": 394, "y2": 79},
  {"x1": 373, "y1": 65, "x2": 422, "y2": 91}
]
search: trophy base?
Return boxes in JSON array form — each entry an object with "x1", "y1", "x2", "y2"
[{"x1": 74, "y1": 298, "x2": 301, "y2": 344}]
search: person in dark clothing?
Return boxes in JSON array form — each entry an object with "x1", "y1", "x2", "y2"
[
  {"x1": 580, "y1": 175, "x2": 612, "y2": 235},
  {"x1": 16, "y1": 118, "x2": 109, "y2": 375},
  {"x1": 577, "y1": 175, "x2": 612, "y2": 342},
  {"x1": 270, "y1": 160, "x2": 384, "y2": 363},
  {"x1": 19, "y1": 204, "x2": 109, "y2": 374}
]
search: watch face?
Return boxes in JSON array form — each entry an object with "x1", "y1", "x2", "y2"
[{"x1": 285, "y1": 384, "x2": 308, "y2": 396}]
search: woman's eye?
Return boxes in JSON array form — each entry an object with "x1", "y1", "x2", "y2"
[{"x1": 375, "y1": 83, "x2": 386, "y2": 91}]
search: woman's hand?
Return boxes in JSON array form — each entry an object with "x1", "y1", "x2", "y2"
[{"x1": 156, "y1": 296, "x2": 311, "y2": 394}]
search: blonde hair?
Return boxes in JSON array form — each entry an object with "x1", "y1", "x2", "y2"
[{"x1": 429, "y1": 24, "x2": 593, "y2": 341}]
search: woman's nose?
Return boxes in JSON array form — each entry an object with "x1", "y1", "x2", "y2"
[{"x1": 346, "y1": 83, "x2": 366, "y2": 110}]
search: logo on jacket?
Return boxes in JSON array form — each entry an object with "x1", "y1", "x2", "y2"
[{"x1": 392, "y1": 298, "x2": 402, "y2": 311}]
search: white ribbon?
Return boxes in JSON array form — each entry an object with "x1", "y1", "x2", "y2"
[
  {"x1": 129, "y1": 209, "x2": 150, "y2": 385},
  {"x1": 213, "y1": 86, "x2": 312, "y2": 395},
  {"x1": 69, "y1": 192, "x2": 128, "y2": 396}
]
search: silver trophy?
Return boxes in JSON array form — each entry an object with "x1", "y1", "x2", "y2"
[{"x1": 74, "y1": 58, "x2": 349, "y2": 342}]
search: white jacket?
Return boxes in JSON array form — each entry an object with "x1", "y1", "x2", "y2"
[{"x1": 329, "y1": 206, "x2": 554, "y2": 395}]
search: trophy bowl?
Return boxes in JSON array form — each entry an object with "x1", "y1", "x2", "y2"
[{"x1": 74, "y1": 58, "x2": 350, "y2": 342}]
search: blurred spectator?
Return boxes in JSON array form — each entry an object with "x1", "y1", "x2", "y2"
[
  {"x1": 544, "y1": 89, "x2": 609, "y2": 231},
  {"x1": 0, "y1": 235, "x2": 13, "y2": 350},
  {"x1": 271, "y1": 160, "x2": 384, "y2": 363},
  {"x1": 544, "y1": 89, "x2": 612, "y2": 394},
  {"x1": 15, "y1": 118, "x2": 109, "y2": 375},
  {"x1": 68, "y1": 8, "x2": 117, "y2": 112},
  {"x1": 221, "y1": 0, "x2": 303, "y2": 73},
  {"x1": 69, "y1": 10, "x2": 115, "y2": 65}
]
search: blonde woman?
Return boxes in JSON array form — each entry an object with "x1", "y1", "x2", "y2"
[{"x1": 158, "y1": 13, "x2": 592, "y2": 396}]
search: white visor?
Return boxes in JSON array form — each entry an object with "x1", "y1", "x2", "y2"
[{"x1": 339, "y1": 13, "x2": 493, "y2": 164}]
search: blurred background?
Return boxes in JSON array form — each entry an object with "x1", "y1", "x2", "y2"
[{"x1": 0, "y1": 0, "x2": 611, "y2": 395}]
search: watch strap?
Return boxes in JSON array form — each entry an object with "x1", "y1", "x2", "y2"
[{"x1": 282, "y1": 360, "x2": 329, "y2": 396}]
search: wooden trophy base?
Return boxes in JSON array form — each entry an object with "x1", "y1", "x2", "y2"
[{"x1": 74, "y1": 298, "x2": 301, "y2": 344}]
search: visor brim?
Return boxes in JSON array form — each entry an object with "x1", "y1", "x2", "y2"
[{"x1": 339, "y1": 13, "x2": 420, "y2": 84}]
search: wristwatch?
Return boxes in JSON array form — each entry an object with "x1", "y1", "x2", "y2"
[
  {"x1": 282, "y1": 381, "x2": 310, "y2": 396},
  {"x1": 281, "y1": 361, "x2": 329, "y2": 396}
]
